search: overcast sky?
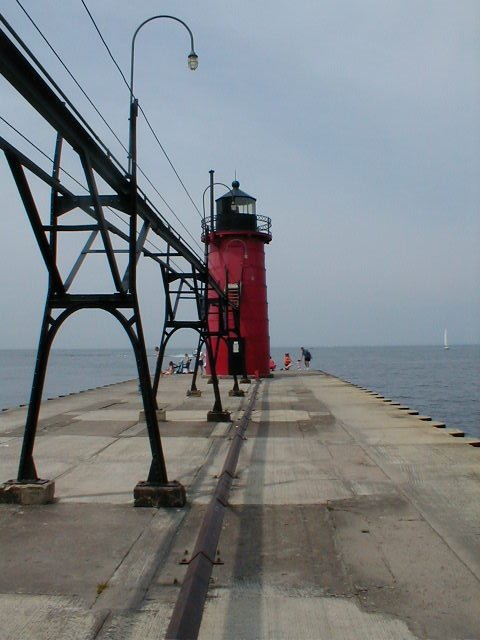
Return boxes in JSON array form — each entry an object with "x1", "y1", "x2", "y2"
[{"x1": 1, "y1": 0, "x2": 479, "y2": 349}]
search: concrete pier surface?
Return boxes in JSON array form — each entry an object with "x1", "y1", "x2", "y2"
[{"x1": 0, "y1": 371, "x2": 479, "y2": 639}]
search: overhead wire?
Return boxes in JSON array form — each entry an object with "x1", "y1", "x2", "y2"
[
  {"x1": 6, "y1": 3, "x2": 204, "y2": 258},
  {"x1": 1, "y1": 114, "x2": 129, "y2": 224},
  {"x1": 79, "y1": 0, "x2": 204, "y2": 250},
  {"x1": 136, "y1": 159, "x2": 204, "y2": 252},
  {"x1": 79, "y1": 0, "x2": 130, "y2": 91},
  {"x1": 0, "y1": 114, "x2": 190, "y2": 276},
  {"x1": 1, "y1": 11, "x2": 125, "y2": 175},
  {"x1": 138, "y1": 105, "x2": 203, "y2": 219},
  {"x1": 79, "y1": 0, "x2": 204, "y2": 220},
  {"x1": 1, "y1": 115, "x2": 60, "y2": 167},
  {"x1": 15, "y1": 0, "x2": 129, "y2": 158}
]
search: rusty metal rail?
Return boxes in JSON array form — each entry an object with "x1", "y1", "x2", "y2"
[{"x1": 165, "y1": 378, "x2": 261, "y2": 640}]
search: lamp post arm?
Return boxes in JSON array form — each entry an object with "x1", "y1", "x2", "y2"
[
  {"x1": 202, "y1": 182, "x2": 231, "y2": 216},
  {"x1": 202, "y1": 180, "x2": 231, "y2": 232},
  {"x1": 129, "y1": 15, "x2": 196, "y2": 101}
]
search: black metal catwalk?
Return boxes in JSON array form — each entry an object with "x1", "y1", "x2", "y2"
[{"x1": 0, "y1": 19, "x2": 242, "y2": 493}]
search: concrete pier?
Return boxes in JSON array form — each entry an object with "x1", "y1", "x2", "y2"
[{"x1": 0, "y1": 371, "x2": 479, "y2": 639}]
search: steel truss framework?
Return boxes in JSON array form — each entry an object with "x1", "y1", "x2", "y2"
[
  {"x1": 0, "y1": 20, "x2": 244, "y2": 490},
  {"x1": 152, "y1": 257, "x2": 248, "y2": 403}
]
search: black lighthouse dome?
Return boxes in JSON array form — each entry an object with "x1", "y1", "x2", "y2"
[
  {"x1": 216, "y1": 180, "x2": 257, "y2": 216},
  {"x1": 202, "y1": 179, "x2": 271, "y2": 238}
]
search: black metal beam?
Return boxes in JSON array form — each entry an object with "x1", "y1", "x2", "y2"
[
  {"x1": 0, "y1": 24, "x2": 204, "y2": 274},
  {"x1": 5, "y1": 153, "x2": 65, "y2": 294},
  {"x1": 0, "y1": 137, "x2": 181, "y2": 273}
]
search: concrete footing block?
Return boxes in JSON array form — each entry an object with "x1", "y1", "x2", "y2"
[
  {"x1": 207, "y1": 410, "x2": 231, "y2": 422},
  {"x1": 0, "y1": 479, "x2": 55, "y2": 505},
  {"x1": 138, "y1": 409, "x2": 166, "y2": 422},
  {"x1": 229, "y1": 389, "x2": 245, "y2": 397},
  {"x1": 447, "y1": 429, "x2": 465, "y2": 437},
  {"x1": 186, "y1": 389, "x2": 202, "y2": 397},
  {"x1": 134, "y1": 480, "x2": 186, "y2": 508},
  {"x1": 466, "y1": 439, "x2": 480, "y2": 447}
]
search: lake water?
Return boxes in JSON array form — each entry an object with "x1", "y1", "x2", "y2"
[
  {"x1": 271, "y1": 345, "x2": 479, "y2": 438},
  {"x1": 1, "y1": 345, "x2": 478, "y2": 438}
]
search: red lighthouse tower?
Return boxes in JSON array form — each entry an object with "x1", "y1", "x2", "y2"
[{"x1": 204, "y1": 180, "x2": 272, "y2": 377}]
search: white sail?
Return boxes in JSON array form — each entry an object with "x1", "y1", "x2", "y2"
[{"x1": 444, "y1": 329, "x2": 449, "y2": 350}]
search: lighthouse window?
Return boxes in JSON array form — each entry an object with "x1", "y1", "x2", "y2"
[{"x1": 232, "y1": 201, "x2": 256, "y2": 214}]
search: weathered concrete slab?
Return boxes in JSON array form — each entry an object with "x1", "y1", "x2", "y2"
[
  {"x1": 228, "y1": 437, "x2": 353, "y2": 505},
  {"x1": 209, "y1": 422, "x2": 233, "y2": 437},
  {"x1": 0, "y1": 384, "x2": 138, "y2": 434},
  {"x1": 0, "y1": 594, "x2": 106, "y2": 640},
  {"x1": 0, "y1": 434, "x2": 116, "y2": 482},
  {"x1": 56, "y1": 437, "x2": 216, "y2": 503},
  {"x1": 50, "y1": 420, "x2": 138, "y2": 437},
  {"x1": 165, "y1": 410, "x2": 212, "y2": 422},
  {"x1": 329, "y1": 494, "x2": 480, "y2": 639},
  {"x1": 56, "y1": 461, "x2": 147, "y2": 503},
  {"x1": 200, "y1": 589, "x2": 417, "y2": 640},
  {"x1": 197, "y1": 504, "x2": 417, "y2": 639},
  {"x1": 71, "y1": 409, "x2": 141, "y2": 422},
  {"x1": 0, "y1": 503, "x2": 156, "y2": 605},
  {"x1": 355, "y1": 426, "x2": 467, "y2": 445},
  {"x1": 0, "y1": 372, "x2": 479, "y2": 639},
  {"x1": 251, "y1": 409, "x2": 310, "y2": 422}
]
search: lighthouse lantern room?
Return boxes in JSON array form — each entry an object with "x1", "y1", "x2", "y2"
[{"x1": 204, "y1": 179, "x2": 272, "y2": 377}]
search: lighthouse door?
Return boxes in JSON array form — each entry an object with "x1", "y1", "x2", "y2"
[{"x1": 228, "y1": 337, "x2": 245, "y2": 375}]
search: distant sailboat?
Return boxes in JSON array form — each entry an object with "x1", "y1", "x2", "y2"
[{"x1": 444, "y1": 329, "x2": 449, "y2": 350}]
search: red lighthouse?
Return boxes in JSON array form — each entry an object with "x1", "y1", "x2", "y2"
[{"x1": 204, "y1": 180, "x2": 272, "y2": 377}]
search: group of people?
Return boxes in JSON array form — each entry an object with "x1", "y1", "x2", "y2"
[
  {"x1": 269, "y1": 347, "x2": 312, "y2": 372},
  {"x1": 156, "y1": 346, "x2": 312, "y2": 376},
  {"x1": 154, "y1": 348, "x2": 206, "y2": 376}
]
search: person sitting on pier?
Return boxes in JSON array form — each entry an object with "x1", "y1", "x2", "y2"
[
  {"x1": 269, "y1": 356, "x2": 276, "y2": 372},
  {"x1": 177, "y1": 353, "x2": 192, "y2": 374},
  {"x1": 164, "y1": 361, "x2": 175, "y2": 375},
  {"x1": 283, "y1": 353, "x2": 292, "y2": 370}
]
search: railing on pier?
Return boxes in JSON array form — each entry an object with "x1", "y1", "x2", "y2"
[{"x1": 202, "y1": 213, "x2": 272, "y2": 239}]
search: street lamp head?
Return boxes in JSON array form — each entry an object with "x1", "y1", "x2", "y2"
[
  {"x1": 188, "y1": 52, "x2": 199, "y2": 71},
  {"x1": 128, "y1": 15, "x2": 198, "y2": 175}
]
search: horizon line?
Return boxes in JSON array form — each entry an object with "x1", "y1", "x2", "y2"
[{"x1": 0, "y1": 343, "x2": 479, "y2": 351}]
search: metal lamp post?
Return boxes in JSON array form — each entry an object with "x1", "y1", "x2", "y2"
[
  {"x1": 126, "y1": 16, "x2": 198, "y2": 505},
  {"x1": 128, "y1": 15, "x2": 198, "y2": 290},
  {"x1": 128, "y1": 15, "x2": 198, "y2": 177}
]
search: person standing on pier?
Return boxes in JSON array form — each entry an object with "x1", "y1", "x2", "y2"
[
  {"x1": 301, "y1": 347, "x2": 312, "y2": 369},
  {"x1": 199, "y1": 350, "x2": 206, "y2": 375}
]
